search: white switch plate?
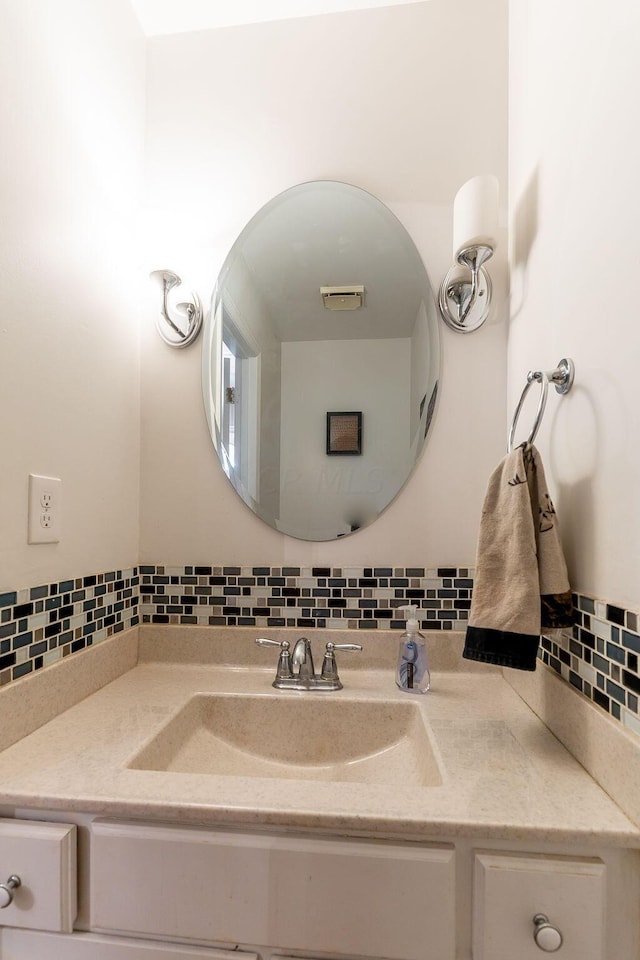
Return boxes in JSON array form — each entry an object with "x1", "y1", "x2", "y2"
[{"x1": 28, "y1": 474, "x2": 62, "y2": 544}]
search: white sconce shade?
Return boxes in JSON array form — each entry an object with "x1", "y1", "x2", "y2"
[
  {"x1": 452, "y1": 174, "x2": 499, "y2": 258},
  {"x1": 439, "y1": 174, "x2": 499, "y2": 333}
]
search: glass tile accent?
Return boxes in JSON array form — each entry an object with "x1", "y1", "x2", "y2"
[
  {"x1": 139, "y1": 565, "x2": 476, "y2": 634},
  {"x1": 1, "y1": 567, "x2": 138, "y2": 689},
  {"x1": 539, "y1": 590, "x2": 640, "y2": 739}
]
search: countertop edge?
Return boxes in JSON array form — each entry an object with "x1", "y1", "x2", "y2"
[{"x1": 6, "y1": 792, "x2": 640, "y2": 849}]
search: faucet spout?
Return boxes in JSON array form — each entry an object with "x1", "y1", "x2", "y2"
[{"x1": 291, "y1": 636, "x2": 315, "y2": 680}]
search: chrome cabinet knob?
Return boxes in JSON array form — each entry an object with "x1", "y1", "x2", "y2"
[
  {"x1": 0, "y1": 876, "x2": 21, "y2": 908},
  {"x1": 533, "y1": 914, "x2": 563, "y2": 952}
]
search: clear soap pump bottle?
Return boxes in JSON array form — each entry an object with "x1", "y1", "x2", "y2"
[{"x1": 395, "y1": 605, "x2": 430, "y2": 693}]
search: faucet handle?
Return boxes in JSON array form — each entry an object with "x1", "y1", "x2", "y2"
[
  {"x1": 255, "y1": 638, "x2": 293, "y2": 681},
  {"x1": 321, "y1": 641, "x2": 362, "y2": 683}
]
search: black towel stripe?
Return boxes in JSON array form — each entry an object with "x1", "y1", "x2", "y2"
[{"x1": 463, "y1": 625, "x2": 540, "y2": 671}]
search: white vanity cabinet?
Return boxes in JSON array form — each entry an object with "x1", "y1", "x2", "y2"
[
  {"x1": 1, "y1": 813, "x2": 637, "y2": 960},
  {"x1": 87, "y1": 820, "x2": 456, "y2": 960}
]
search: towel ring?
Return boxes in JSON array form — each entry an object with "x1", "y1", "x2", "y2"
[{"x1": 507, "y1": 358, "x2": 575, "y2": 453}]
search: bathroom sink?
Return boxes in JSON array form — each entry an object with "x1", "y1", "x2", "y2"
[{"x1": 128, "y1": 693, "x2": 443, "y2": 787}]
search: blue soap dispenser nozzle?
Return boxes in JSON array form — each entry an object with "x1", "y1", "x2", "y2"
[{"x1": 396, "y1": 605, "x2": 430, "y2": 694}]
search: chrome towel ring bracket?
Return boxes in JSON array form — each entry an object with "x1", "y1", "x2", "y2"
[{"x1": 507, "y1": 358, "x2": 575, "y2": 453}]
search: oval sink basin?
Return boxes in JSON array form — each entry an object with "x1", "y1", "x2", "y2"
[{"x1": 128, "y1": 694, "x2": 443, "y2": 787}]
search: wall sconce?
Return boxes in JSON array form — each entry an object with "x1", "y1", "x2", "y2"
[
  {"x1": 438, "y1": 175, "x2": 499, "y2": 334},
  {"x1": 149, "y1": 269, "x2": 203, "y2": 348}
]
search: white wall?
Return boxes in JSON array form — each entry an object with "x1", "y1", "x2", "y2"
[
  {"x1": 0, "y1": 0, "x2": 145, "y2": 592},
  {"x1": 508, "y1": 0, "x2": 640, "y2": 611},
  {"x1": 130, "y1": 0, "x2": 449, "y2": 36},
  {"x1": 1, "y1": 0, "x2": 634, "y2": 607},
  {"x1": 140, "y1": 0, "x2": 509, "y2": 567}
]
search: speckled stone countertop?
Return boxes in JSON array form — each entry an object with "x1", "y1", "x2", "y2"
[{"x1": 0, "y1": 626, "x2": 638, "y2": 846}]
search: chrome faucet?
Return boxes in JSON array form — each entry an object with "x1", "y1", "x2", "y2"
[
  {"x1": 291, "y1": 637, "x2": 315, "y2": 680},
  {"x1": 255, "y1": 637, "x2": 362, "y2": 691}
]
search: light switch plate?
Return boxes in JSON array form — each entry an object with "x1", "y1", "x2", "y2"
[{"x1": 28, "y1": 474, "x2": 62, "y2": 544}]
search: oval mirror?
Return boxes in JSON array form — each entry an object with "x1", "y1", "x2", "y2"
[{"x1": 202, "y1": 181, "x2": 440, "y2": 541}]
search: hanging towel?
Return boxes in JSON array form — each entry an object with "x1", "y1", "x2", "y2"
[{"x1": 463, "y1": 443, "x2": 573, "y2": 671}]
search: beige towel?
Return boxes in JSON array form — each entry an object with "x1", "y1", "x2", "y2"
[{"x1": 463, "y1": 443, "x2": 573, "y2": 671}]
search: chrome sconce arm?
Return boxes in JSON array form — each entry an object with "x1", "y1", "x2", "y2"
[
  {"x1": 438, "y1": 175, "x2": 499, "y2": 334},
  {"x1": 150, "y1": 269, "x2": 203, "y2": 348},
  {"x1": 439, "y1": 243, "x2": 493, "y2": 333}
]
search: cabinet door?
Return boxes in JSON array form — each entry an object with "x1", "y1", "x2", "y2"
[
  {"x1": 0, "y1": 818, "x2": 76, "y2": 933},
  {"x1": 473, "y1": 852, "x2": 605, "y2": 960},
  {"x1": 0, "y1": 930, "x2": 258, "y2": 959},
  {"x1": 89, "y1": 820, "x2": 455, "y2": 960}
]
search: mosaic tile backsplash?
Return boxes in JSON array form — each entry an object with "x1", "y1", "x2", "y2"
[
  {"x1": 0, "y1": 566, "x2": 139, "y2": 685},
  {"x1": 139, "y1": 564, "x2": 473, "y2": 631},
  {"x1": 3, "y1": 561, "x2": 640, "y2": 744},
  {"x1": 540, "y1": 593, "x2": 640, "y2": 740}
]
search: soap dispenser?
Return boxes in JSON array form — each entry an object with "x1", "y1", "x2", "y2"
[{"x1": 396, "y1": 605, "x2": 430, "y2": 693}]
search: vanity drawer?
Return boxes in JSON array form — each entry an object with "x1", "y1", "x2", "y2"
[
  {"x1": 0, "y1": 818, "x2": 77, "y2": 933},
  {"x1": 473, "y1": 851, "x2": 605, "y2": 960},
  {"x1": 89, "y1": 820, "x2": 455, "y2": 960}
]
